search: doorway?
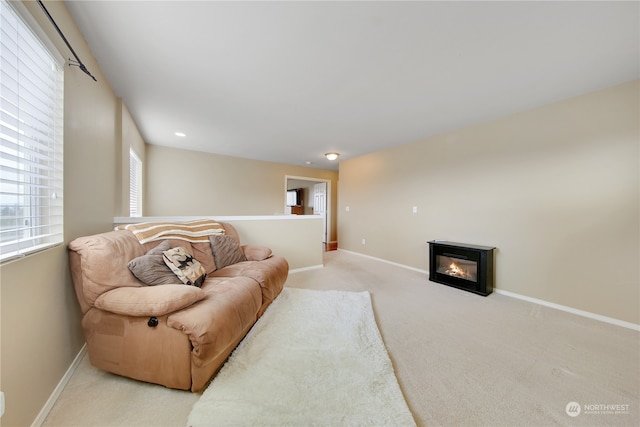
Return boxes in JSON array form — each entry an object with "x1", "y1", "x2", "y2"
[{"x1": 285, "y1": 175, "x2": 332, "y2": 245}]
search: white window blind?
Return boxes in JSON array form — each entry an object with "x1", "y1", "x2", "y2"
[
  {"x1": 0, "y1": 1, "x2": 64, "y2": 262},
  {"x1": 129, "y1": 148, "x2": 142, "y2": 217}
]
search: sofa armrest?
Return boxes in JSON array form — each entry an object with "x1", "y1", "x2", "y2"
[
  {"x1": 241, "y1": 244, "x2": 272, "y2": 261},
  {"x1": 94, "y1": 285, "x2": 206, "y2": 317}
]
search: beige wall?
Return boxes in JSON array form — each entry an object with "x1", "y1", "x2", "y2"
[
  {"x1": 338, "y1": 80, "x2": 640, "y2": 325},
  {"x1": 117, "y1": 101, "x2": 146, "y2": 216},
  {"x1": 226, "y1": 218, "x2": 323, "y2": 269},
  {"x1": 145, "y1": 145, "x2": 339, "y2": 241},
  {"x1": 0, "y1": 2, "x2": 139, "y2": 426}
]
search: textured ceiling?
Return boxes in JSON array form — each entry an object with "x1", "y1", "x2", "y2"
[{"x1": 65, "y1": 1, "x2": 639, "y2": 171}]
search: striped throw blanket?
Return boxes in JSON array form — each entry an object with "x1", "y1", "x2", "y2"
[{"x1": 116, "y1": 219, "x2": 225, "y2": 244}]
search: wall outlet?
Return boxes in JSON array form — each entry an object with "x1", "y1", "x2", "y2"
[
  {"x1": 412, "y1": 206, "x2": 418, "y2": 213},
  {"x1": 362, "y1": 238, "x2": 366, "y2": 245},
  {"x1": 345, "y1": 206, "x2": 350, "y2": 212}
]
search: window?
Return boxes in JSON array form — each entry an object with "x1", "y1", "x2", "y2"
[
  {"x1": 129, "y1": 148, "x2": 142, "y2": 217},
  {"x1": 0, "y1": 1, "x2": 64, "y2": 262}
]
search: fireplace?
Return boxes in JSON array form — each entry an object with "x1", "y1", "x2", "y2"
[{"x1": 428, "y1": 241, "x2": 495, "y2": 296}]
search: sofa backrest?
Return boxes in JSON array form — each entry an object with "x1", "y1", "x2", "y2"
[{"x1": 68, "y1": 221, "x2": 241, "y2": 314}]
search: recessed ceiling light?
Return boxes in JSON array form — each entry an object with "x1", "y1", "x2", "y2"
[{"x1": 175, "y1": 132, "x2": 186, "y2": 137}]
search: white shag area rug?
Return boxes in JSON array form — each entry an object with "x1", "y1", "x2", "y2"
[{"x1": 187, "y1": 287, "x2": 416, "y2": 427}]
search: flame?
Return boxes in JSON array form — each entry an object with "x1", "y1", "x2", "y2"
[{"x1": 445, "y1": 262, "x2": 469, "y2": 279}]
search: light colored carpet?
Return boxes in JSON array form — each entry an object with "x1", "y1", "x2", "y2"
[
  {"x1": 42, "y1": 250, "x2": 639, "y2": 427},
  {"x1": 187, "y1": 287, "x2": 416, "y2": 427}
]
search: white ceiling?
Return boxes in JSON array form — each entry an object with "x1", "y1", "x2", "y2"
[{"x1": 65, "y1": 1, "x2": 639, "y2": 171}]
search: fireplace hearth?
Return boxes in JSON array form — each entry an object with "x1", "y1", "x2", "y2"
[{"x1": 428, "y1": 241, "x2": 495, "y2": 296}]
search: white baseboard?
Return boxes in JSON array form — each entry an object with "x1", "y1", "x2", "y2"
[
  {"x1": 289, "y1": 264, "x2": 324, "y2": 274},
  {"x1": 339, "y1": 249, "x2": 639, "y2": 332},
  {"x1": 494, "y1": 289, "x2": 640, "y2": 331},
  {"x1": 337, "y1": 249, "x2": 429, "y2": 275},
  {"x1": 32, "y1": 344, "x2": 87, "y2": 427}
]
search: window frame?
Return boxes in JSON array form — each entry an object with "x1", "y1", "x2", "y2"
[
  {"x1": 129, "y1": 148, "x2": 142, "y2": 217},
  {"x1": 0, "y1": 0, "x2": 65, "y2": 263}
]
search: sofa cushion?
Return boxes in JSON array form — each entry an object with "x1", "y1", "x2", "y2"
[
  {"x1": 211, "y1": 255, "x2": 288, "y2": 316},
  {"x1": 242, "y1": 245, "x2": 272, "y2": 261},
  {"x1": 163, "y1": 247, "x2": 207, "y2": 287},
  {"x1": 209, "y1": 234, "x2": 247, "y2": 269},
  {"x1": 94, "y1": 285, "x2": 206, "y2": 317},
  {"x1": 168, "y1": 276, "x2": 262, "y2": 391},
  {"x1": 128, "y1": 241, "x2": 182, "y2": 286},
  {"x1": 190, "y1": 242, "x2": 217, "y2": 274}
]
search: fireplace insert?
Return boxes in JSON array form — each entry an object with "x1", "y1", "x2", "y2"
[{"x1": 428, "y1": 241, "x2": 495, "y2": 296}]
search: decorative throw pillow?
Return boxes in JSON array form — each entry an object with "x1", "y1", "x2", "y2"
[
  {"x1": 128, "y1": 240, "x2": 181, "y2": 286},
  {"x1": 162, "y1": 246, "x2": 207, "y2": 287},
  {"x1": 209, "y1": 234, "x2": 247, "y2": 270}
]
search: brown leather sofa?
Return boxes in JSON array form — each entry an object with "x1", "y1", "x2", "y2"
[{"x1": 68, "y1": 221, "x2": 288, "y2": 392}]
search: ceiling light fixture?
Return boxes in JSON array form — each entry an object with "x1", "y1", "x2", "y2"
[
  {"x1": 325, "y1": 152, "x2": 339, "y2": 161},
  {"x1": 175, "y1": 132, "x2": 186, "y2": 137}
]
